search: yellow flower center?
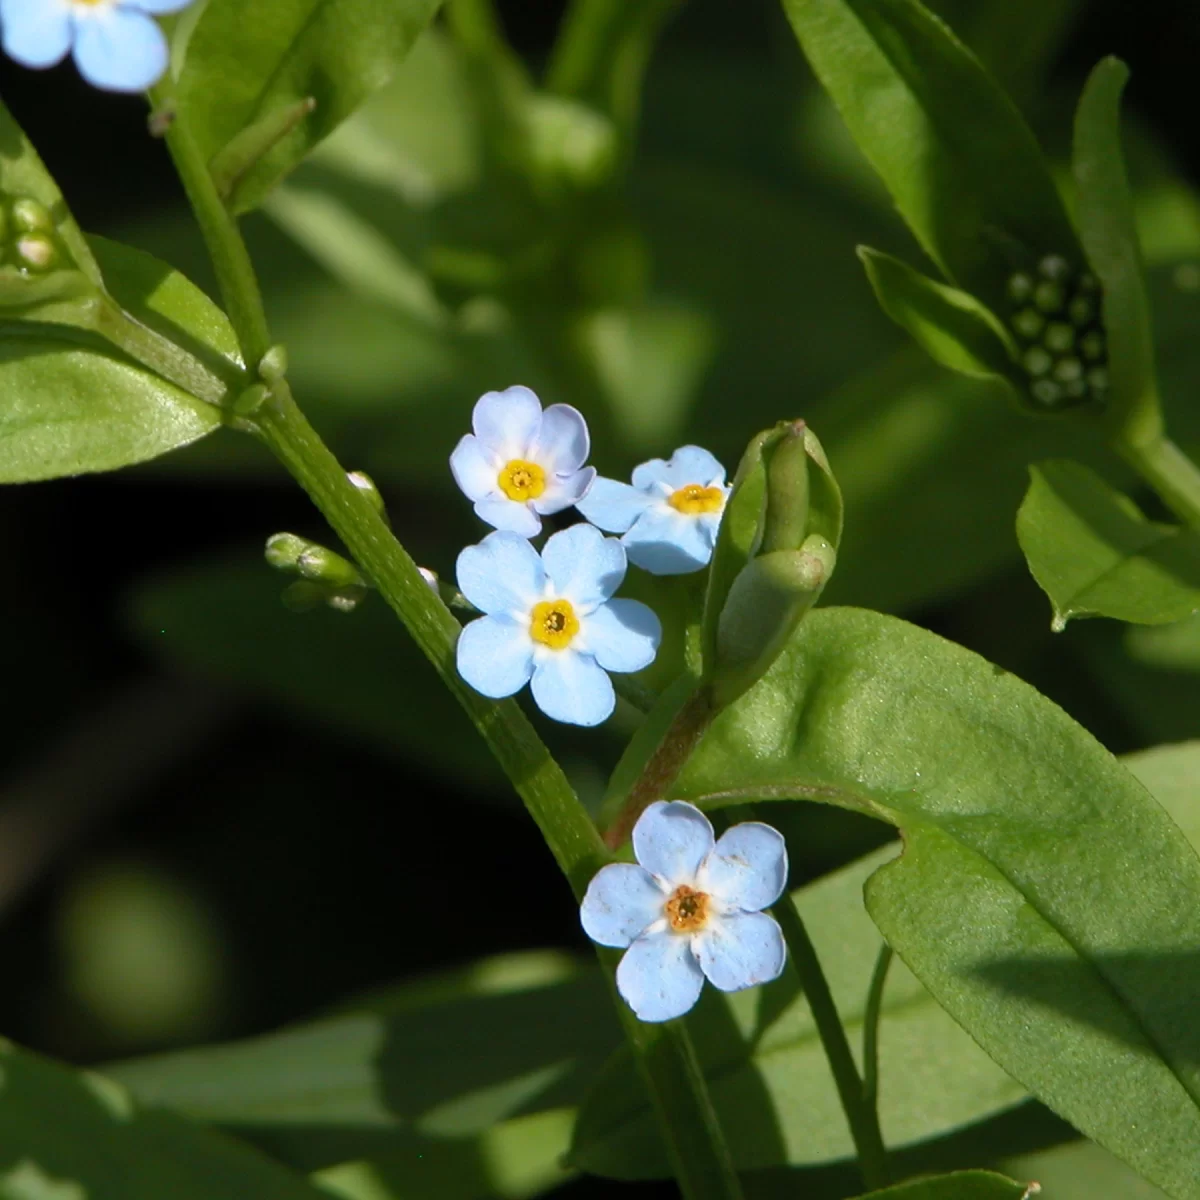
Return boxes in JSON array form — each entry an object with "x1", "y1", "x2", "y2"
[
  {"x1": 529, "y1": 599, "x2": 580, "y2": 650},
  {"x1": 498, "y1": 459, "x2": 546, "y2": 502},
  {"x1": 665, "y1": 885, "x2": 711, "y2": 933},
  {"x1": 667, "y1": 483, "x2": 725, "y2": 515}
]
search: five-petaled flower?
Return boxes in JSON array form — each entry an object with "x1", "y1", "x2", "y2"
[
  {"x1": 455, "y1": 523, "x2": 661, "y2": 726},
  {"x1": 450, "y1": 385, "x2": 596, "y2": 538},
  {"x1": 577, "y1": 445, "x2": 730, "y2": 575},
  {"x1": 580, "y1": 800, "x2": 787, "y2": 1022},
  {"x1": 0, "y1": 0, "x2": 193, "y2": 92}
]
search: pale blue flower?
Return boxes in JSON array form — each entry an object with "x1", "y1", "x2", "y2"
[
  {"x1": 576, "y1": 445, "x2": 730, "y2": 575},
  {"x1": 455, "y1": 523, "x2": 660, "y2": 726},
  {"x1": 581, "y1": 801, "x2": 787, "y2": 1022},
  {"x1": 0, "y1": 0, "x2": 193, "y2": 93},
  {"x1": 450, "y1": 385, "x2": 596, "y2": 538}
]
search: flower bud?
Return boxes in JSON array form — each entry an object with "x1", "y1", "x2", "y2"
[
  {"x1": 14, "y1": 233, "x2": 56, "y2": 272},
  {"x1": 10, "y1": 197, "x2": 54, "y2": 235},
  {"x1": 347, "y1": 470, "x2": 387, "y2": 519},
  {"x1": 258, "y1": 344, "x2": 288, "y2": 383}
]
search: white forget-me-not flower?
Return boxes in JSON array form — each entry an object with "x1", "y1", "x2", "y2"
[
  {"x1": 0, "y1": 0, "x2": 193, "y2": 92},
  {"x1": 450, "y1": 385, "x2": 596, "y2": 538},
  {"x1": 455, "y1": 523, "x2": 661, "y2": 726},
  {"x1": 581, "y1": 800, "x2": 787, "y2": 1022},
  {"x1": 576, "y1": 445, "x2": 730, "y2": 575}
]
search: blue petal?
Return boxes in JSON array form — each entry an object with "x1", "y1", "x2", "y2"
[
  {"x1": 584, "y1": 599, "x2": 661, "y2": 674},
  {"x1": 456, "y1": 615, "x2": 534, "y2": 699},
  {"x1": 1, "y1": 0, "x2": 70, "y2": 68},
  {"x1": 472, "y1": 386, "x2": 542, "y2": 458},
  {"x1": 695, "y1": 911, "x2": 786, "y2": 993},
  {"x1": 576, "y1": 476, "x2": 654, "y2": 533},
  {"x1": 534, "y1": 466, "x2": 596, "y2": 516},
  {"x1": 623, "y1": 508, "x2": 715, "y2": 575},
  {"x1": 633, "y1": 801, "x2": 714, "y2": 883},
  {"x1": 616, "y1": 931, "x2": 705, "y2": 1022},
  {"x1": 580, "y1": 863, "x2": 666, "y2": 949},
  {"x1": 701, "y1": 823, "x2": 788, "y2": 912},
  {"x1": 533, "y1": 403, "x2": 590, "y2": 474},
  {"x1": 123, "y1": 0, "x2": 195, "y2": 12},
  {"x1": 73, "y1": 7, "x2": 168, "y2": 92},
  {"x1": 631, "y1": 445, "x2": 725, "y2": 492},
  {"x1": 450, "y1": 434, "x2": 500, "y2": 503},
  {"x1": 456, "y1": 531, "x2": 544, "y2": 616},
  {"x1": 473, "y1": 497, "x2": 541, "y2": 537},
  {"x1": 530, "y1": 650, "x2": 614, "y2": 726},
  {"x1": 541, "y1": 524, "x2": 626, "y2": 610}
]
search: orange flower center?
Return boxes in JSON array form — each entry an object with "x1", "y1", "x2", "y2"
[
  {"x1": 668, "y1": 483, "x2": 725, "y2": 515},
  {"x1": 665, "y1": 885, "x2": 710, "y2": 933},
  {"x1": 498, "y1": 459, "x2": 546, "y2": 501},
  {"x1": 529, "y1": 599, "x2": 579, "y2": 650}
]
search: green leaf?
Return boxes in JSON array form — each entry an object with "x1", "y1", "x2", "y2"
[
  {"x1": 1126, "y1": 612, "x2": 1200, "y2": 673},
  {"x1": 177, "y1": 0, "x2": 445, "y2": 214},
  {"x1": 0, "y1": 92, "x2": 101, "y2": 284},
  {"x1": 570, "y1": 842, "x2": 1026, "y2": 1177},
  {"x1": 1072, "y1": 58, "x2": 1161, "y2": 443},
  {"x1": 858, "y1": 246, "x2": 1020, "y2": 384},
  {"x1": 0, "y1": 1041, "x2": 331, "y2": 1200},
  {"x1": 0, "y1": 235, "x2": 238, "y2": 483},
  {"x1": 1001, "y1": 1137, "x2": 1170, "y2": 1199},
  {"x1": 1016, "y1": 459, "x2": 1200, "y2": 628},
  {"x1": 106, "y1": 950, "x2": 617, "y2": 1180},
  {"x1": 779, "y1": 0, "x2": 1079, "y2": 309},
  {"x1": 126, "y1": 556, "x2": 503, "y2": 791},
  {"x1": 1124, "y1": 740, "x2": 1200, "y2": 846},
  {"x1": 849, "y1": 1172, "x2": 1031, "y2": 1199},
  {"x1": 673, "y1": 607, "x2": 1200, "y2": 1198}
]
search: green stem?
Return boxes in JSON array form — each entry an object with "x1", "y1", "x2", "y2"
[
  {"x1": 771, "y1": 896, "x2": 890, "y2": 1190},
  {"x1": 1118, "y1": 434, "x2": 1200, "y2": 531},
  {"x1": 862, "y1": 943, "x2": 894, "y2": 1115},
  {"x1": 147, "y1": 83, "x2": 273, "y2": 369}
]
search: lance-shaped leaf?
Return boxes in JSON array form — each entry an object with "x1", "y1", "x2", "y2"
[
  {"x1": 1017, "y1": 459, "x2": 1200, "y2": 628},
  {"x1": 780, "y1": 0, "x2": 1079, "y2": 311},
  {"x1": 177, "y1": 0, "x2": 445, "y2": 213},
  {"x1": 1073, "y1": 58, "x2": 1161, "y2": 445},
  {"x1": 0, "y1": 237, "x2": 238, "y2": 483},
  {"x1": 673, "y1": 607, "x2": 1200, "y2": 1199},
  {"x1": 0, "y1": 1041, "x2": 332, "y2": 1200},
  {"x1": 859, "y1": 246, "x2": 1021, "y2": 386}
]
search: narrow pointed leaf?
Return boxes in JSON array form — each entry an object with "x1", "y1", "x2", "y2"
[
  {"x1": 178, "y1": 0, "x2": 445, "y2": 213},
  {"x1": 1017, "y1": 459, "x2": 1200, "y2": 628},
  {"x1": 859, "y1": 246, "x2": 1020, "y2": 384},
  {"x1": 1073, "y1": 58, "x2": 1161, "y2": 442},
  {"x1": 673, "y1": 607, "x2": 1200, "y2": 1199},
  {"x1": 0, "y1": 1042, "x2": 332, "y2": 1199},
  {"x1": 780, "y1": 0, "x2": 1079, "y2": 309},
  {"x1": 849, "y1": 1172, "x2": 1031, "y2": 1199}
]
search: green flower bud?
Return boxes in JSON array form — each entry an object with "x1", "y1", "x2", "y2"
[
  {"x1": 1030, "y1": 379, "x2": 1064, "y2": 407},
  {"x1": 1038, "y1": 254, "x2": 1072, "y2": 283},
  {"x1": 1052, "y1": 356, "x2": 1083, "y2": 383},
  {"x1": 258, "y1": 344, "x2": 288, "y2": 383},
  {"x1": 264, "y1": 532, "x2": 308, "y2": 571},
  {"x1": 1079, "y1": 330, "x2": 1106, "y2": 361},
  {"x1": 1011, "y1": 308, "x2": 1044, "y2": 340},
  {"x1": 1007, "y1": 272, "x2": 1034, "y2": 304},
  {"x1": 1033, "y1": 280, "x2": 1065, "y2": 314},
  {"x1": 1086, "y1": 365, "x2": 1110, "y2": 392},
  {"x1": 525, "y1": 94, "x2": 618, "y2": 193},
  {"x1": 10, "y1": 197, "x2": 54, "y2": 235},
  {"x1": 1023, "y1": 346, "x2": 1053, "y2": 376},
  {"x1": 1043, "y1": 322, "x2": 1075, "y2": 354},
  {"x1": 233, "y1": 383, "x2": 270, "y2": 415},
  {"x1": 295, "y1": 545, "x2": 365, "y2": 590},
  {"x1": 1067, "y1": 295, "x2": 1095, "y2": 326},
  {"x1": 347, "y1": 470, "x2": 387, "y2": 519},
  {"x1": 1063, "y1": 378, "x2": 1088, "y2": 400},
  {"x1": 14, "y1": 233, "x2": 56, "y2": 272}
]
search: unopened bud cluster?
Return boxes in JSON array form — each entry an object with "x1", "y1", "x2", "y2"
[
  {"x1": 1006, "y1": 255, "x2": 1108, "y2": 411},
  {"x1": 0, "y1": 196, "x2": 65, "y2": 274}
]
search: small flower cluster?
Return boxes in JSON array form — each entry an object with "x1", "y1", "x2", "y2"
[
  {"x1": 1, "y1": 0, "x2": 193, "y2": 94},
  {"x1": 449, "y1": 386, "x2": 732, "y2": 726},
  {"x1": 1006, "y1": 255, "x2": 1109, "y2": 411},
  {"x1": 0, "y1": 196, "x2": 63, "y2": 274}
]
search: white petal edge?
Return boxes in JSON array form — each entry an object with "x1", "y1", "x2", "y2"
[
  {"x1": 580, "y1": 863, "x2": 667, "y2": 949},
  {"x1": 575, "y1": 476, "x2": 654, "y2": 533},
  {"x1": 700, "y1": 822, "x2": 789, "y2": 913},
  {"x1": 473, "y1": 497, "x2": 542, "y2": 537},
  {"x1": 534, "y1": 466, "x2": 596, "y2": 516},
  {"x1": 533, "y1": 403, "x2": 590, "y2": 474},
  {"x1": 456, "y1": 532, "x2": 544, "y2": 616},
  {"x1": 695, "y1": 910, "x2": 786, "y2": 993},
  {"x1": 623, "y1": 507, "x2": 714, "y2": 575},
  {"x1": 616, "y1": 931, "x2": 705, "y2": 1022},
  {"x1": 73, "y1": 7, "x2": 168, "y2": 92},
  {"x1": 530, "y1": 650, "x2": 615, "y2": 727},
  {"x1": 632, "y1": 801, "x2": 714, "y2": 884},
  {"x1": 472, "y1": 386, "x2": 542, "y2": 459},
  {"x1": 541, "y1": 523, "x2": 626, "y2": 611},
  {"x1": 456, "y1": 616, "x2": 534, "y2": 699},
  {"x1": 584, "y1": 599, "x2": 661, "y2": 674},
  {"x1": 1, "y1": 0, "x2": 71, "y2": 68},
  {"x1": 450, "y1": 434, "x2": 500, "y2": 503}
]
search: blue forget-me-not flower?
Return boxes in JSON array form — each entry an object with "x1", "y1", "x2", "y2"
[
  {"x1": 450, "y1": 385, "x2": 596, "y2": 539},
  {"x1": 0, "y1": 0, "x2": 193, "y2": 92},
  {"x1": 576, "y1": 445, "x2": 730, "y2": 575},
  {"x1": 455, "y1": 523, "x2": 661, "y2": 726},
  {"x1": 581, "y1": 800, "x2": 787, "y2": 1022}
]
